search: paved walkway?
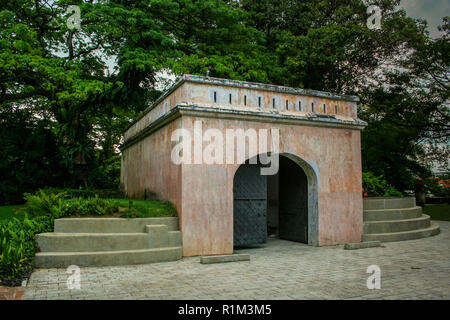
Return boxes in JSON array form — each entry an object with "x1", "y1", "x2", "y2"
[{"x1": 24, "y1": 221, "x2": 450, "y2": 300}]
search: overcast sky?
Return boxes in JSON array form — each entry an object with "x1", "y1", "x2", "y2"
[{"x1": 400, "y1": 0, "x2": 449, "y2": 38}]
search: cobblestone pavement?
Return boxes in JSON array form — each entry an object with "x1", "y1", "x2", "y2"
[{"x1": 24, "y1": 221, "x2": 450, "y2": 300}]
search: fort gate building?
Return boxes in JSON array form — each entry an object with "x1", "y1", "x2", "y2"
[{"x1": 120, "y1": 75, "x2": 367, "y2": 257}]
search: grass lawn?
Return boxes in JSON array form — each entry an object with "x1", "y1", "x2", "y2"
[
  {"x1": 0, "y1": 205, "x2": 25, "y2": 224},
  {"x1": 112, "y1": 199, "x2": 176, "y2": 218},
  {"x1": 423, "y1": 204, "x2": 450, "y2": 221}
]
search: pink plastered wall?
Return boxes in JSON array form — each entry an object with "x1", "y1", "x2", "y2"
[
  {"x1": 177, "y1": 116, "x2": 363, "y2": 256},
  {"x1": 121, "y1": 77, "x2": 364, "y2": 257},
  {"x1": 121, "y1": 119, "x2": 183, "y2": 218}
]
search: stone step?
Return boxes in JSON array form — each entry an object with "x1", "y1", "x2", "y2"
[
  {"x1": 363, "y1": 197, "x2": 416, "y2": 210},
  {"x1": 364, "y1": 215, "x2": 431, "y2": 234},
  {"x1": 36, "y1": 231, "x2": 182, "y2": 253},
  {"x1": 54, "y1": 217, "x2": 179, "y2": 233},
  {"x1": 363, "y1": 206, "x2": 423, "y2": 222},
  {"x1": 34, "y1": 247, "x2": 183, "y2": 268},
  {"x1": 362, "y1": 223, "x2": 440, "y2": 243},
  {"x1": 168, "y1": 231, "x2": 182, "y2": 247},
  {"x1": 37, "y1": 233, "x2": 149, "y2": 252}
]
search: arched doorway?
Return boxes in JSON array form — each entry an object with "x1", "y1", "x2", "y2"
[
  {"x1": 278, "y1": 156, "x2": 308, "y2": 242},
  {"x1": 233, "y1": 153, "x2": 318, "y2": 246}
]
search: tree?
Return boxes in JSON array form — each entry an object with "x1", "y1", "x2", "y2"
[
  {"x1": 359, "y1": 16, "x2": 450, "y2": 190},
  {"x1": 0, "y1": 105, "x2": 66, "y2": 204},
  {"x1": 238, "y1": 0, "x2": 448, "y2": 191},
  {"x1": 359, "y1": 87, "x2": 433, "y2": 191},
  {"x1": 1, "y1": 0, "x2": 448, "y2": 200},
  {"x1": 238, "y1": 0, "x2": 428, "y2": 93},
  {"x1": 0, "y1": 0, "x2": 269, "y2": 203}
]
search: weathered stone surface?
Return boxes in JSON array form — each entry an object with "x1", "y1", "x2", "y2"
[
  {"x1": 37, "y1": 233, "x2": 149, "y2": 252},
  {"x1": 363, "y1": 197, "x2": 440, "y2": 242},
  {"x1": 363, "y1": 215, "x2": 431, "y2": 234},
  {"x1": 362, "y1": 224, "x2": 440, "y2": 242},
  {"x1": 146, "y1": 225, "x2": 169, "y2": 248},
  {"x1": 34, "y1": 247, "x2": 182, "y2": 268},
  {"x1": 54, "y1": 217, "x2": 179, "y2": 233},
  {"x1": 35, "y1": 217, "x2": 182, "y2": 267},
  {"x1": 363, "y1": 206, "x2": 423, "y2": 221},
  {"x1": 200, "y1": 254, "x2": 250, "y2": 264},
  {"x1": 363, "y1": 197, "x2": 416, "y2": 210},
  {"x1": 344, "y1": 241, "x2": 381, "y2": 250}
]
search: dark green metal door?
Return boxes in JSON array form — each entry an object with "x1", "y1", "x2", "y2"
[{"x1": 233, "y1": 164, "x2": 267, "y2": 246}]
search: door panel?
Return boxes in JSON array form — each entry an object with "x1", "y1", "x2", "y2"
[{"x1": 233, "y1": 164, "x2": 267, "y2": 246}]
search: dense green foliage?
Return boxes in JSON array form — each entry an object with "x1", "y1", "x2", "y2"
[
  {"x1": 0, "y1": 107, "x2": 67, "y2": 205},
  {"x1": 0, "y1": 216, "x2": 53, "y2": 286},
  {"x1": 422, "y1": 177, "x2": 449, "y2": 197},
  {"x1": 0, "y1": 0, "x2": 448, "y2": 204},
  {"x1": 21, "y1": 189, "x2": 120, "y2": 218},
  {"x1": 19, "y1": 189, "x2": 175, "y2": 219},
  {"x1": 362, "y1": 172, "x2": 402, "y2": 197},
  {"x1": 0, "y1": 205, "x2": 25, "y2": 224}
]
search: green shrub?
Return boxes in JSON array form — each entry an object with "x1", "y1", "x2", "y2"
[
  {"x1": 0, "y1": 240, "x2": 28, "y2": 284},
  {"x1": 21, "y1": 189, "x2": 67, "y2": 217},
  {"x1": 0, "y1": 215, "x2": 53, "y2": 286},
  {"x1": 56, "y1": 197, "x2": 119, "y2": 217},
  {"x1": 120, "y1": 207, "x2": 140, "y2": 219},
  {"x1": 423, "y1": 177, "x2": 448, "y2": 197},
  {"x1": 363, "y1": 172, "x2": 403, "y2": 197},
  {"x1": 21, "y1": 189, "x2": 120, "y2": 218}
]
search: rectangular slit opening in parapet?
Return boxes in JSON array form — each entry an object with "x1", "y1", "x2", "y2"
[
  {"x1": 244, "y1": 95, "x2": 247, "y2": 106},
  {"x1": 258, "y1": 97, "x2": 261, "y2": 107},
  {"x1": 312, "y1": 102, "x2": 315, "y2": 113},
  {"x1": 273, "y1": 98, "x2": 276, "y2": 108},
  {"x1": 335, "y1": 105, "x2": 338, "y2": 114},
  {"x1": 229, "y1": 93, "x2": 232, "y2": 104},
  {"x1": 286, "y1": 100, "x2": 289, "y2": 110},
  {"x1": 214, "y1": 91, "x2": 217, "y2": 103},
  {"x1": 298, "y1": 101, "x2": 302, "y2": 111},
  {"x1": 323, "y1": 104, "x2": 327, "y2": 113}
]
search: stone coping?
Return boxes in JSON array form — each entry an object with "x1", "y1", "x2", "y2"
[
  {"x1": 120, "y1": 104, "x2": 367, "y2": 151},
  {"x1": 124, "y1": 74, "x2": 360, "y2": 132}
]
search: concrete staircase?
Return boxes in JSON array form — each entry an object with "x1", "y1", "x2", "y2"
[
  {"x1": 363, "y1": 197, "x2": 440, "y2": 242},
  {"x1": 35, "y1": 217, "x2": 182, "y2": 268}
]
